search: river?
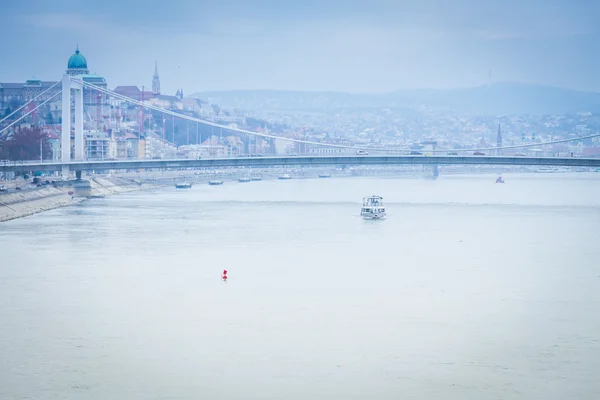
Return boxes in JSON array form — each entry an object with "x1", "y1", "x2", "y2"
[{"x1": 1, "y1": 173, "x2": 599, "y2": 399}]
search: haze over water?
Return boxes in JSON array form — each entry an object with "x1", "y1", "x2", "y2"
[{"x1": 1, "y1": 174, "x2": 599, "y2": 399}]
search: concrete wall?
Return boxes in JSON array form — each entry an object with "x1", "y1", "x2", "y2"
[
  {"x1": 0, "y1": 176, "x2": 161, "y2": 223},
  {"x1": 0, "y1": 186, "x2": 83, "y2": 222},
  {"x1": 88, "y1": 176, "x2": 147, "y2": 196}
]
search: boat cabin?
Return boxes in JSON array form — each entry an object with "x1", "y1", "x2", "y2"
[{"x1": 361, "y1": 195, "x2": 386, "y2": 217}]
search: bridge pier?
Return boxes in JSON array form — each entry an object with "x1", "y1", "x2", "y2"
[
  {"x1": 432, "y1": 164, "x2": 439, "y2": 178},
  {"x1": 75, "y1": 170, "x2": 82, "y2": 180},
  {"x1": 61, "y1": 75, "x2": 71, "y2": 178},
  {"x1": 74, "y1": 84, "x2": 84, "y2": 160},
  {"x1": 60, "y1": 74, "x2": 85, "y2": 179}
]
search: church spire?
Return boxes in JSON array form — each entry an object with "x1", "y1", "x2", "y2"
[{"x1": 152, "y1": 60, "x2": 161, "y2": 95}]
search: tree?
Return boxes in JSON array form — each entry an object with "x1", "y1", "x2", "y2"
[
  {"x1": 3, "y1": 107, "x2": 11, "y2": 118},
  {"x1": 45, "y1": 112, "x2": 54, "y2": 125},
  {"x1": 2, "y1": 126, "x2": 53, "y2": 161}
]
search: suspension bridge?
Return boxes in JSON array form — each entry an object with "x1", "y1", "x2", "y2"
[
  {"x1": 2, "y1": 67, "x2": 600, "y2": 177},
  {"x1": 1, "y1": 155, "x2": 599, "y2": 174}
]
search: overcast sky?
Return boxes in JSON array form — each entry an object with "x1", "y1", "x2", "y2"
[{"x1": 0, "y1": 0, "x2": 598, "y2": 94}]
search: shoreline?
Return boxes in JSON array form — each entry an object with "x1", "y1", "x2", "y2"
[
  {"x1": 2, "y1": 167, "x2": 594, "y2": 223},
  {"x1": 0, "y1": 176, "x2": 164, "y2": 223}
]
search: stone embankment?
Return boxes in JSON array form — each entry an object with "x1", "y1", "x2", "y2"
[
  {"x1": 87, "y1": 176, "x2": 160, "y2": 197},
  {"x1": 0, "y1": 176, "x2": 162, "y2": 223},
  {"x1": 0, "y1": 186, "x2": 83, "y2": 222}
]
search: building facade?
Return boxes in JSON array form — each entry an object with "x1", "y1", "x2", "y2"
[
  {"x1": 0, "y1": 47, "x2": 108, "y2": 117},
  {"x1": 0, "y1": 80, "x2": 59, "y2": 116},
  {"x1": 66, "y1": 47, "x2": 108, "y2": 106}
]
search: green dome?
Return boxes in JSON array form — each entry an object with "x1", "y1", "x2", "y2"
[{"x1": 68, "y1": 48, "x2": 87, "y2": 69}]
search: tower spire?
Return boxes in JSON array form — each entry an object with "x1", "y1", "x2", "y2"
[{"x1": 152, "y1": 60, "x2": 161, "y2": 95}]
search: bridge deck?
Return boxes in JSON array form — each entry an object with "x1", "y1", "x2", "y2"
[{"x1": 1, "y1": 155, "x2": 599, "y2": 173}]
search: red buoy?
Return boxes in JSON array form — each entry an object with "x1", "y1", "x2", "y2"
[{"x1": 222, "y1": 269, "x2": 228, "y2": 280}]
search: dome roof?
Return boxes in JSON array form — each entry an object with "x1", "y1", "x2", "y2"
[{"x1": 68, "y1": 48, "x2": 87, "y2": 69}]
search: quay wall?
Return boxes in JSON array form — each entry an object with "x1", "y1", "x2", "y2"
[{"x1": 0, "y1": 176, "x2": 162, "y2": 223}]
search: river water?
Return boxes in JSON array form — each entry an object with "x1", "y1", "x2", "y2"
[{"x1": 1, "y1": 173, "x2": 599, "y2": 400}]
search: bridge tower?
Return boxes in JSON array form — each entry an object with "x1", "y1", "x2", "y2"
[
  {"x1": 496, "y1": 123, "x2": 502, "y2": 155},
  {"x1": 61, "y1": 74, "x2": 85, "y2": 178},
  {"x1": 422, "y1": 140, "x2": 439, "y2": 178}
]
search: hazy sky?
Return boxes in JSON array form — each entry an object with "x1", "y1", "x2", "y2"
[{"x1": 1, "y1": 0, "x2": 598, "y2": 94}]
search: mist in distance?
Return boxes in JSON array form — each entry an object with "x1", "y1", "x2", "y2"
[{"x1": 1, "y1": 0, "x2": 599, "y2": 96}]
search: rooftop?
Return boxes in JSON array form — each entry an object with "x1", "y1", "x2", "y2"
[{"x1": 67, "y1": 47, "x2": 87, "y2": 70}]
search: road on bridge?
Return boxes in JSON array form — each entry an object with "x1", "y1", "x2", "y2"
[{"x1": 1, "y1": 155, "x2": 599, "y2": 173}]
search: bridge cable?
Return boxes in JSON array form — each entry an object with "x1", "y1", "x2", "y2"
[
  {"x1": 81, "y1": 80, "x2": 600, "y2": 154},
  {"x1": 0, "y1": 81, "x2": 61, "y2": 124},
  {"x1": 0, "y1": 92, "x2": 61, "y2": 136},
  {"x1": 79, "y1": 80, "x2": 369, "y2": 150}
]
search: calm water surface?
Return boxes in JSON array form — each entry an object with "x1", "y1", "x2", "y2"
[{"x1": 1, "y1": 174, "x2": 600, "y2": 399}]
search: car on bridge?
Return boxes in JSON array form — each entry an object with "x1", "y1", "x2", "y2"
[
  {"x1": 356, "y1": 150, "x2": 368, "y2": 155},
  {"x1": 473, "y1": 151, "x2": 485, "y2": 155}
]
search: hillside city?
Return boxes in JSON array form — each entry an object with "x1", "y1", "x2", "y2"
[{"x1": 1, "y1": 47, "x2": 600, "y2": 163}]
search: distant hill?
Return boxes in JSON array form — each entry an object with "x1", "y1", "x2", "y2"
[{"x1": 191, "y1": 83, "x2": 600, "y2": 115}]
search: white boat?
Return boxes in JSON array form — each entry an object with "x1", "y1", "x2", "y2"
[
  {"x1": 238, "y1": 177, "x2": 251, "y2": 183},
  {"x1": 318, "y1": 173, "x2": 331, "y2": 178},
  {"x1": 208, "y1": 180, "x2": 224, "y2": 186},
  {"x1": 278, "y1": 174, "x2": 292, "y2": 180},
  {"x1": 250, "y1": 175, "x2": 263, "y2": 181},
  {"x1": 360, "y1": 195, "x2": 386, "y2": 220},
  {"x1": 175, "y1": 182, "x2": 192, "y2": 189}
]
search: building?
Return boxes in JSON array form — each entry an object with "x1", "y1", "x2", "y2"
[
  {"x1": 1, "y1": 47, "x2": 107, "y2": 122},
  {"x1": 113, "y1": 86, "x2": 155, "y2": 103},
  {"x1": 84, "y1": 130, "x2": 113, "y2": 160},
  {"x1": 308, "y1": 145, "x2": 345, "y2": 155},
  {"x1": 179, "y1": 143, "x2": 228, "y2": 158},
  {"x1": 66, "y1": 47, "x2": 108, "y2": 106},
  {"x1": 0, "y1": 80, "x2": 60, "y2": 116},
  {"x1": 151, "y1": 95, "x2": 183, "y2": 110},
  {"x1": 113, "y1": 131, "x2": 140, "y2": 159},
  {"x1": 142, "y1": 131, "x2": 178, "y2": 159},
  {"x1": 421, "y1": 140, "x2": 437, "y2": 155}
]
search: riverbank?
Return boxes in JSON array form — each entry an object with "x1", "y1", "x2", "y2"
[
  {"x1": 0, "y1": 176, "x2": 163, "y2": 223},
  {"x1": 0, "y1": 186, "x2": 84, "y2": 222},
  {"x1": 4, "y1": 165, "x2": 590, "y2": 223}
]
